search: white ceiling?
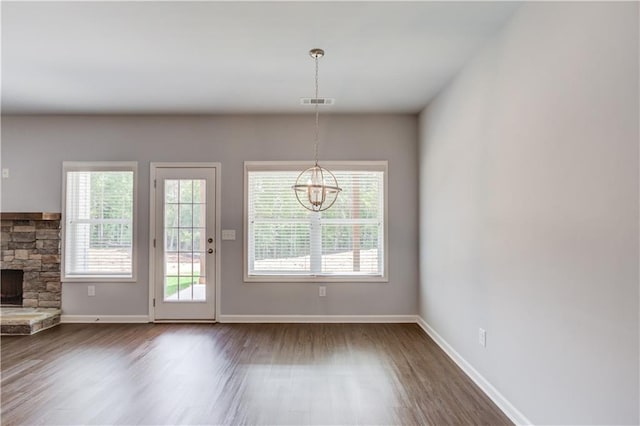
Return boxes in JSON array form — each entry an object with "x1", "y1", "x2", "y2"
[{"x1": 1, "y1": 1, "x2": 519, "y2": 114}]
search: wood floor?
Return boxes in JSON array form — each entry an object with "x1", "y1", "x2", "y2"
[{"x1": 1, "y1": 323, "x2": 511, "y2": 425}]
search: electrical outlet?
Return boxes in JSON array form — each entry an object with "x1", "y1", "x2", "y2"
[
  {"x1": 88, "y1": 285, "x2": 96, "y2": 297},
  {"x1": 319, "y1": 286, "x2": 326, "y2": 297},
  {"x1": 479, "y1": 328, "x2": 486, "y2": 347}
]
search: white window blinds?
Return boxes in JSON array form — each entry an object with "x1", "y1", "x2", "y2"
[
  {"x1": 64, "y1": 165, "x2": 135, "y2": 279},
  {"x1": 246, "y1": 163, "x2": 386, "y2": 280}
]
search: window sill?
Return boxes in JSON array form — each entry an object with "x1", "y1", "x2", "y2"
[
  {"x1": 244, "y1": 275, "x2": 388, "y2": 283},
  {"x1": 62, "y1": 276, "x2": 136, "y2": 283}
]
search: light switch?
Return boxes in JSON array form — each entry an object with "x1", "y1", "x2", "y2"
[
  {"x1": 221, "y1": 230, "x2": 236, "y2": 240},
  {"x1": 2, "y1": 169, "x2": 9, "y2": 178}
]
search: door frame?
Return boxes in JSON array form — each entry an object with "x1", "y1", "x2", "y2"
[{"x1": 148, "y1": 162, "x2": 221, "y2": 322}]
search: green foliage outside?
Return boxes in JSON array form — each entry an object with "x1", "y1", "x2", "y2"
[
  {"x1": 164, "y1": 180, "x2": 206, "y2": 252},
  {"x1": 85, "y1": 170, "x2": 382, "y2": 265},
  {"x1": 250, "y1": 171, "x2": 383, "y2": 261},
  {"x1": 89, "y1": 171, "x2": 133, "y2": 248},
  {"x1": 165, "y1": 276, "x2": 199, "y2": 297}
]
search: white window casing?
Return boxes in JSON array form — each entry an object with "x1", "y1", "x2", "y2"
[
  {"x1": 62, "y1": 161, "x2": 138, "y2": 282},
  {"x1": 244, "y1": 161, "x2": 389, "y2": 283}
]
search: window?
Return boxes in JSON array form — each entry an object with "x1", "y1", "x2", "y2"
[
  {"x1": 245, "y1": 161, "x2": 387, "y2": 282},
  {"x1": 62, "y1": 162, "x2": 137, "y2": 281}
]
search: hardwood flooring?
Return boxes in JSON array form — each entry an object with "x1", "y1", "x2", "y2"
[{"x1": 1, "y1": 323, "x2": 511, "y2": 425}]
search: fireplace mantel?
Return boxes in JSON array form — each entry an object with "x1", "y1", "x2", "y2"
[{"x1": 0, "y1": 212, "x2": 61, "y2": 221}]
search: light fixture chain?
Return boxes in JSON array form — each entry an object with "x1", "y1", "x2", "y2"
[
  {"x1": 314, "y1": 54, "x2": 319, "y2": 165},
  {"x1": 292, "y1": 48, "x2": 341, "y2": 212}
]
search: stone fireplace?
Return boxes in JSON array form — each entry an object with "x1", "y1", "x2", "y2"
[{"x1": 1, "y1": 213, "x2": 61, "y2": 309}]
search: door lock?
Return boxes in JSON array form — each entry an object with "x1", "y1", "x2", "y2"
[
  {"x1": 208, "y1": 248, "x2": 213, "y2": 254},
  {"x1": 208, "y1": 238, "x2": 213, "y2": 243}
]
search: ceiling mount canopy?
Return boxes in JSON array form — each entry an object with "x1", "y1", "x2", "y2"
[
  {"x1": 292, "y1": 48, "x2": 342, "y2": 212},
  {"x1": 309, "y1": 48, "x2": 324, "y2": 59}
]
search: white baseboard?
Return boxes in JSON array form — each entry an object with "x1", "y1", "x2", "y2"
[
  {"x1": 61, "y1": 315, "x2": 150, "y2": 324},
  {"x1": 415, "y1": 317, "x2": 532, "y2": 425},
  {"x1": 60, "y1": 314, "x2": 417, "y2": 324},
  {"x1": 219, "y1": 314, "x2": 418, "y2": 323}
]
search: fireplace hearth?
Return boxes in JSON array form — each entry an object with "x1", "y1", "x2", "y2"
[{"x1": 1, "y1": 213, "x2": 62, "y2": 335}]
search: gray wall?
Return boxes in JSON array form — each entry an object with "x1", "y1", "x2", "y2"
[
  {"x1": 419, "y1": 2, "x2": 639, "y2": 424},
  {"x1": 1, "y1": 114, "x2": 419, "y2": 316}
]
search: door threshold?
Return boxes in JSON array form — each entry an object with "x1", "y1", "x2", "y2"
[{"x1": 153, "y1": 320, "x2": 217, "y2": 324}]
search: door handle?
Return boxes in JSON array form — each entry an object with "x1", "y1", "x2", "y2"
[{"x1": 208, "y1": 248, "x2": 214, "y2": 254}]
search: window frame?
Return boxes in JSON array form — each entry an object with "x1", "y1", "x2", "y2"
[
  {"x1": 61, "y1": 161, "x2": 138, "y2": 282},
  {"x1": 243, "y1": 161, "x2": 389, "y2": 283}
]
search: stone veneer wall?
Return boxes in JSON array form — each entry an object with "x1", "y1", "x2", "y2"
[{"x1": 0, "y1": 215, "x2": 61, "y2": 308}]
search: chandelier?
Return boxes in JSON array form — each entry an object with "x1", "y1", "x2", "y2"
[{"x1": 292, "y1": 48, "x2": 342, "y2": 212}]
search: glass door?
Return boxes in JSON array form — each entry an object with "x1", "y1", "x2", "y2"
[{"x1": 153, "y1": 166, "x2": 216, "y2": 320}]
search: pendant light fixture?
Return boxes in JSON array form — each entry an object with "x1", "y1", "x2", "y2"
[{"x1": 292, "y1": 48, "x2": 342, "y2": 212}]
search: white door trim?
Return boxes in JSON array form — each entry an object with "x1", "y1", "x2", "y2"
[{"x1": 148, "y1": 162, "x2": 221, "y2": 322}]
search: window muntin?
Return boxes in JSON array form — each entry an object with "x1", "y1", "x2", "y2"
[
  {"x1": 63, "y1": 162, "x2": 137, "y2": 281},
  {"x1": 245, "y1": 162, "x2": 387, "y2": 282}
]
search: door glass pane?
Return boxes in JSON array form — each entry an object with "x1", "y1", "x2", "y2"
[
  {"x1": 179, "y1": 204, "x2": 193, "y2": 227},
  {"x1": 179, "y1": 229, "x2": 193, "y2": 252},
  {"x1": 193, "y1": 229, "x2": 205, "y2": 251},
  {"x1": 164, "y1": 179, "x2": 207, "y2": 302},
  {"x1": 193, "y1": 204, "x2": 206, "y2": 228},
  {"x1": 193, "y1": 180, "x2": 205, "y2": 203},
  {"x1": 165, "y1": 204, "x2": 178, "y2": 228},
  {"x1": 179, "y1": 180, "x2": 193, "y2": 203},
  {"x1": 165, "y1": 229, "x2": 178, "y2": 251},
  {"x1": 165, "y1": 180, "x2": 179, "y2": 203}
]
